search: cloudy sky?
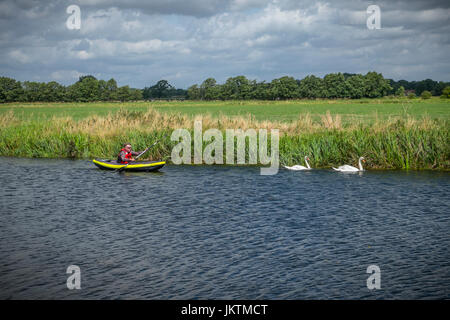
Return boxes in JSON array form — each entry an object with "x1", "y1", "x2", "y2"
[{"x1": 1, "y1": 0, "x2": 449, "y2": 88}]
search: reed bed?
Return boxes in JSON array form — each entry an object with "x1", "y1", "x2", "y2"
[{"x1": 0, "y1": 108, "x2": 448, "y2": 169}]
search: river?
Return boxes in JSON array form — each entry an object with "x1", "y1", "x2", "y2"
[{"x1": 0, "y1": 157, "x2": 449, "y2": 299}]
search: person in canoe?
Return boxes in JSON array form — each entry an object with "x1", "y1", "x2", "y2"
[{"x1": 117, "y1": 143, "x2": 143, "y2": 164}]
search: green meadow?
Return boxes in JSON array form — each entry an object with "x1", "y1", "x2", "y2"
[{"x1": 0, "y1": 97, "x2": 448, "y2": 122}]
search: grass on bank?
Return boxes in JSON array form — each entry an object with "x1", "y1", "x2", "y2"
[{"x1": 0, "y1": 107, "x2": 448, "y2": 170}]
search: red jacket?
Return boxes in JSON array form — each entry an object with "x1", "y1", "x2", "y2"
[{"x1": 117, "y1": 148, "x2": 133, "y2": 164}]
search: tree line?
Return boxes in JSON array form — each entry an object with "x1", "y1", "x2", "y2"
[
  {"x1": 1, "y1": 73, "x2": 449, "y2": 103},
  {"x1": 0, "y1": 75, "x2": 143, "y2": 103},
  {"x1": 188, "y1": 72, "x2": 393, "y2": 100},
  {"x1": 188, "y1": 72, "x2": 450, "y2": 100},
  {"x1": 388, "y1": 78, "x2": 449, "y2": 97}
]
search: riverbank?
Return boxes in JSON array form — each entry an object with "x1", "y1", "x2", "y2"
[{"x1": 0, "y1": 107, "x2": 448, "y2": 170}]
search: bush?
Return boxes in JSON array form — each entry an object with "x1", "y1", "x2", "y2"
[
  {"x1": 420, "y1": 90, "x2": 432, "y2": 99},
  {"x1": 395, "y1": 86, "x2": 405, "y2": 97},
  {"x1": 441, "y1": 86, "x2": 450, "y2": 99},
  {"x1": 407, "y1": 93, "x2": 416, "y2": 99}
]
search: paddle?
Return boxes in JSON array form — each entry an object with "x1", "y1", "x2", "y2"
[{"x1": 117, "y1": 135, "x2": 167, "y2": 173}]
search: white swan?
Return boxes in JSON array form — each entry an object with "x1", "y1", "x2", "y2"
[
  {"x1": 333, "y1": 157, "x2": 366, "y2": 172},
  {"x1": 284, "y1": 156, "x2": 311, "y2": 171}
]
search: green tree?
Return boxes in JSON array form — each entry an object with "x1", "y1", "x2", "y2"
[
  {"x1": 433, "y1": 81, "x2": 447, "y2": 96},
  {"x1": 395, "y1": 86, "x2": 405, "y2": 97},
  {"x1": 98, "y1": 80, "x2": 108, "y2": 100},
  {"x1": 65, "y1": 83, "x2": 79, "y2": 101},
  {"x1": 420, "y1": 90, "x2": 432, "y2": 99},
  {"x1": 117, "y1": 85, "x2": 132, "y2": 102},
  {"x1": 268, "y1": 76, "x2": 299, "y2": 100},
  {"x1": 415, "y1": 79, "x2": 436, "y2": 96},
  {"x1": 251, "y1": 81, "x2": 270, "y2": 100},
  {"x1": 99, "y1": 78, "x2": 118, "y2": 100},
  {"x1": 149, "y1": 80, "x2": 174, "y2": 98},
  {"x1": 0, "y1": 77, "x2": 24, "y2": 102},
  {"x1": 323, "y1": 73, "x2": 347, "y2": 98},
  {"x1": 78, "y1": 75, "x2": 97, "y2": 82},
  {"x1": 22, "y1": 81, "x2": 44, "y2": 102},
  {"x1": 67, "y1": 75, "x2": 100, "y2": 102},
  {"x1": 298, "y1": 75, "x2": 325, "y2": 98},
  {"x1": 200, "y1": 78, "x2": 221, "y2": 100},
  {"x1": 187, "y1": 84, "x2": 201, "y2": 100},
  {"x1": 129, "y1": 88, "x2": 143, "y2": 101},
  {"x1": 41, "y1": 81, "x2": 65, "y2": 101},
  {"x1": 388, "y1": 78, "x2": 450, "y2": 96},
  {"x1": 222, "y1": 76, "x2": 252, "y2": 100},
  {"x1": 363, "y1": 72, "x2": 392, "y2": 98},
  {"x1": 440, "y1": 86, "x2": 450, "y2": 98},
  {"x1": 80, "y1": 76, "x2": 100, "y2": 101},
  {"x1": 345, "y1": 75, "x2": 366, "y2": 99}
]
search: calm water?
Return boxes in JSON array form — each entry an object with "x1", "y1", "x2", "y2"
[{"x1": 0, "y1": 157, "x2": 449, "y2": 299}]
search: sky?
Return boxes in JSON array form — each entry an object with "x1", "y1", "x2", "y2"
[{"x1": 0, "y1": 0, "x2": 449, "y2": 88}]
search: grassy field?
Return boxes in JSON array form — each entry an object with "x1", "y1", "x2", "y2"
[
  {"x1": 0, "y1": 97, "x2": 449, "y2": 123},
  {"x1": 0, "y1": 98, "x2": 449, "y2": 170}
]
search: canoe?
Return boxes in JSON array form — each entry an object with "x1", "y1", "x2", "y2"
[{"x1": 93, "y1": 159, "x2": 165, "y2": 172}]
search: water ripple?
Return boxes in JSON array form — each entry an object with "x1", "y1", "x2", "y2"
[{"x1": 0, "y1": 158, "x2": 449, "y2": 299}]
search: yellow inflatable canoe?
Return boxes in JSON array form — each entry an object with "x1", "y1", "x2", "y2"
[{"x1": 93, "y1": 159, "x2": 165, "y2": 172}]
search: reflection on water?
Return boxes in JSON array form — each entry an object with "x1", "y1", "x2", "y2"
[{"x1": 0, "y1": 157, "x2": 449, "y2": 299}]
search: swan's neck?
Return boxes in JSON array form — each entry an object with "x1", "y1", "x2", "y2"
[
  {"x1": 305, "y1": 158, "x2": 310, "y2": 169},
  {"x1": 358, "y1": 159, "x2": 363, "y2": 171}
]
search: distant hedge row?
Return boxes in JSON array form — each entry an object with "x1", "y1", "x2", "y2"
[
  {"x1": 188, "y1": 73, "x2": 450, "y2": 100},
  {"x1": 1, "y1": 73, "x2": 449, "y2": 103}
]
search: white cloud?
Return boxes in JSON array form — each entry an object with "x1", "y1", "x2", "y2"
[
  {"x1": 51, "y1": 70, "x2": 83, "y2": 81},
  {"x1": 9, "y1": 50, "x2": 31, "y2": 63},
  {"x1": 0, "y1": 0, "x2": 449, "y2": 87},
  {"x1": 76, "y1": 50, "x2": 93, "y2": 59}
]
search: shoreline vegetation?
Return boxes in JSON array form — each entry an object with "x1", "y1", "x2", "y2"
[{"x1": 0, "y1": 100, "x2": 449, "y2": 170}]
